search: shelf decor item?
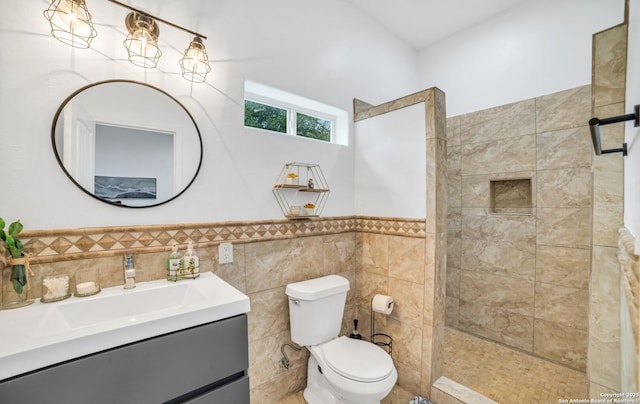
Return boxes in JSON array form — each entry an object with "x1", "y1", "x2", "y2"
[
  {"x1": 285, "y1": 172, "x2": 299, "y2": 185},
  {"x1": 0, "y1": 218, "x2": 34, "y2": 309},
  {"x1": 273, "y1": 162, "x2": 330, "y2": 219},
  {"x1": 303, "y1": 203, "x2": 315, "y2": 216}
]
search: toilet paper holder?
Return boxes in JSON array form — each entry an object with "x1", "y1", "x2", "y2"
[{"x1": 370, "y1": 296, "x2": 393, "y2": 355}]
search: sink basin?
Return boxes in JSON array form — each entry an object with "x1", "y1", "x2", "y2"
[
  {"x1": 57, "y1": 281, "x2": 200, "y2": 328},
  {"x1": 0, "y1": 272, "x2": 250, "y2": 381}
]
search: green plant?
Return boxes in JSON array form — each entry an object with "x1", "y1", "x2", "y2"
[
  {"x1": 0, "y1": 218, "x2": 27, "y2": 294},
  {"x1": 0, "y1": 218, "x2": 24, "y2": 258}
]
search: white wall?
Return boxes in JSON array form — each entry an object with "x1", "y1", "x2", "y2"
[
  {"x1": 0, "y1": 0, "x2": 420, "y2": 229},
  {"x1": 625, "y1": 0, "x2": 640, "y2": 250},
  {"x1": 418, "y1": 0, "x2": 624, "y2": 117},
  {"x1": 354, "y1": 103, "x2": 426, "y2": 218}
]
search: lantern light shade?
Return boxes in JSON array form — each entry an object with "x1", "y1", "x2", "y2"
[
  {"x1": 123, "y1": 12, "x2": 162, "y2": 69},
  {"x1": 43, "y1": 0, "x2": 97, "y2": 49},
  {"x1": 179, "y1": 37, "x2": 212, "y2": 83}
]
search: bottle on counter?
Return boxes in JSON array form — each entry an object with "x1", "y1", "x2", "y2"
[
  {"x1": 183, "y1": 241, "x2": 200, "y2": 279},
  {"x1": 166, "y1": 243, "x2": 183, "y2": 282}
]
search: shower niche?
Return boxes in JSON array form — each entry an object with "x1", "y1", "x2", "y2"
[{"x1": 490, "y1": 178, "x2": 532, "y2": 215}]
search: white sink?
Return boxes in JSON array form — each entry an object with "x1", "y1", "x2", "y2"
[
  {"x1": 0, "y1": 272, "x2": 250, "y2": 381},
  {"x1": 57, "y1": 281, "x2": 199, "y2": 328}
]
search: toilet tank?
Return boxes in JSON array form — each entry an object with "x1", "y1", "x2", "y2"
[{"x1": 285, "y1": 275, "x2": 350, "y2": 346}]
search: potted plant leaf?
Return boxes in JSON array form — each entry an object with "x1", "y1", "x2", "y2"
[{"x1": 0, "y1": 218, "x2": 33, "y2": 308}]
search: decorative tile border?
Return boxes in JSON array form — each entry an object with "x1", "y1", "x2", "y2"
[
  {"x1": 14, "y1": 216, "x2": 425, "y2": 264},
  {"x1": 356, "y1": 216, "x2": 426, "y2": 236}
]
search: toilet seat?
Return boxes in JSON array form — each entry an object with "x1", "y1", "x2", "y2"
[{"x1": 322, "y1": 336, "x2": 394, "y2": 383}]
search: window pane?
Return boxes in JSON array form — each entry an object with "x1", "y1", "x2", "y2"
[
  {"x1": 296, "y1": 112, "x2": 331, "y2": 142},
  {"x1": 244, "y1": 100, "x2": 287, "y2": 133}
]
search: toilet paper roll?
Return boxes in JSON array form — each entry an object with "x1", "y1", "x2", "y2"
[{"x1": 372, "y1": 294, "x2": 394, "y2": 315}]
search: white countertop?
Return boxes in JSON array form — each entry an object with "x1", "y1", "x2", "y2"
[{"x1": 0, "y1": 272, "x2": 250, "y2": 381}]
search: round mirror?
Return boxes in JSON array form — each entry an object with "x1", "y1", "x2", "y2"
[{"x1": 51, "y1": 80, "x2": 203, "y2": 208}]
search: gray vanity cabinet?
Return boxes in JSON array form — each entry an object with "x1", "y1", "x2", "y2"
[{"x1": 0, "y1": 314, "x2": 249, "y2": 404}]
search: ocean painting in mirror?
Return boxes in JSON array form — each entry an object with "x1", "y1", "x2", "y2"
[{"x1": 94, "y1": 176, "x2": 157, "y2": 199}]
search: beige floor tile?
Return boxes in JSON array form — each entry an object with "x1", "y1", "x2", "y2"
[{"x1": 443, "y1": 327, "x2": 588, "y2": 403}]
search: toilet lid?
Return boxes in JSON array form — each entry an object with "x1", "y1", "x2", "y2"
[{"x1": 322, "y1": 336, "x2": 394, "y2": 383}]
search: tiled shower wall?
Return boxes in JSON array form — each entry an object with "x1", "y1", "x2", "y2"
[
  {"x1": 445, "y1": 17, "x2": 628, "y2": 393},
  {"x1": 445, "y1": 84, "x2": 594, "y2": 372}
]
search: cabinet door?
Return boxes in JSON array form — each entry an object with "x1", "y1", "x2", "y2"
[
  {"x1": 182, "y1": 375, "x2": 249, "y2": 404},
  {"x1": 0, "y1": 314, "x2": 248, "y2": 404}
]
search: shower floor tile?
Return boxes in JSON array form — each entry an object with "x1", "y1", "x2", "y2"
[{"x1": 444, "y1": 327, "x2": 588, "y2": 403}]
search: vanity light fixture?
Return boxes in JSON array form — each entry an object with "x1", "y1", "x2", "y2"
[
  {"x1": 43, "y1": 0, "x2": 98, "y2": 49},
  {"x1": 43, "y1": 0, "x2": 212, "y2": 82},
  {"x1": 123, "y1": 12, "x2": 162, "y2": 69}
]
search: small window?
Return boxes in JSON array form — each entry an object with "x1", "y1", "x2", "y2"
[
  {"x1": 244, "y1": 100, "x2": 287, "y2": 133},
  {"x1": 296, "y1": 112, "x2": 331, "y2": 141},
  {"x1": 244, "y1": 80, "x2": 348, "y2": 145}
]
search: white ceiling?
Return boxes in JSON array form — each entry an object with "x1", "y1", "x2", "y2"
[{"x1": 347, "y1": 0, "x2": 530, "y2": 50}]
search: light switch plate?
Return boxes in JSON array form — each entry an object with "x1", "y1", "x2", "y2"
[{"x1": 219, "y1": 242, "x2": 233, "y2": 264}]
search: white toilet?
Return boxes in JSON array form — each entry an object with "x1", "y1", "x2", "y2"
[{"x1": 285, "y1": 275, "x2": 397, "y2": 404}]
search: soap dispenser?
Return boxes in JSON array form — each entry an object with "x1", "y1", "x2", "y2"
[
  {"x1": 167, "y1": 242, "x2": 183, "y2": 282},
  {"x1": 183, "y1": 241, "x2": 200, "y2": 279}
]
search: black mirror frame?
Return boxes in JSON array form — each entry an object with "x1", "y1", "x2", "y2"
[{"x1": 51, "y1": 79, "x2": 203, "y2": 208}]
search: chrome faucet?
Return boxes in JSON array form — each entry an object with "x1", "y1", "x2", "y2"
[{"x1": 124, "y1": 254, "x2": 136, "y2": 289}]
